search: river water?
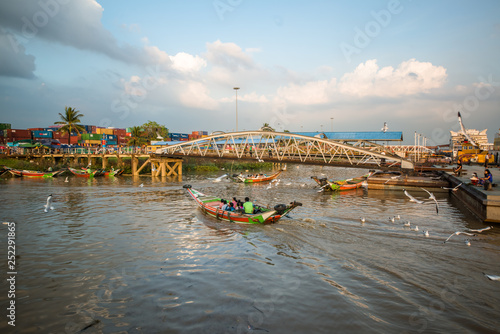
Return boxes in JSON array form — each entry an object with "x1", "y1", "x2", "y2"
[{"x1": 0, "y1": 165, "x2": 499, "y2": 334}]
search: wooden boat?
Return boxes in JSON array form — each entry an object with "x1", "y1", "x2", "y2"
[
  {"x1": 183, "y1": 185, "x2": 302, "y2": 224},
  {"x1": 234, "y1": 169, "x2": 283, "y2": 183},
  {"x1": 68, "y1": 167, "x2": 101, "y2": 178},
  {"x1": 104, "y1": 169, "x2": 124, "y2": 177},
  {"x1": 311, "y1": 171, "x2": 375, "y2": 191},
  {"x1": 8, "y1": 168, "x2": 64, "y2": 178}
]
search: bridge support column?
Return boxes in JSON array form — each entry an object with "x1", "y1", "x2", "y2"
[
  {"x1": 131, "y1": 155, "x2": 139, "y2": 176},
  {"x1": 102, "y1": 157, "x2": 108, "y2": 169}
]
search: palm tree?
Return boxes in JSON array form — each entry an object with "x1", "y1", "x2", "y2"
[
  {"x1": 127, "y1": 126, "x2": 147, "y2": 149},
  {"x1": 54, "y1": 106, "x2": 85, "y2": 145}
]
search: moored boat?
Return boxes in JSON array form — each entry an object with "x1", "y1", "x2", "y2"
[
  {"x1": 234, "y1": 169, "x2": 283, "y2": 183},
  {"x1": 68, "y1": 167, "x2": 101, "y2": 178},
  {"x1": 8, "y1": 168, "x2": 64, "y2": 178},
  {"x1": 311, "y1": 171, "x2": 375, "y2": 191},
  {"x1": 183, "y1": 185, "x2": 302, "y2": 224},
  {"x1": 104, "y1": 168, "x2": 124, "y2": 177}
]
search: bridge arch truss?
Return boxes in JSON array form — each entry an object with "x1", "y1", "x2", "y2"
[{"x1": 157, "y1": 131, "x2": 414, "y2": 170}]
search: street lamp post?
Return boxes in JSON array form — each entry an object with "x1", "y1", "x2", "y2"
[
  {"x1": 233, "y1": 87, "x2": 240, "y2": 132},
  {"x1": 330, "y1": 117, "x2": 334, "y2": 132}
]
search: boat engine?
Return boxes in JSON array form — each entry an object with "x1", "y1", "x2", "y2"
[{"x1": 274, "y1": 204, "x2": 287, "y2": 214}]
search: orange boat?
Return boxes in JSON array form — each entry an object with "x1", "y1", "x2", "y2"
[{"x1": 235, "y1": 170, "x2": 283, "y2": 183}]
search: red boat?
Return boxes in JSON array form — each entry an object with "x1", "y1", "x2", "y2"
[
  {"x1": 68, "y1": 167, "x2": 100, "y2": 178},
  {"x1": 235, "y1": 169, "x2": 283, "y2": 183},
  {"x1": 8, "y1": 168, "x2": 64, "y2": 178}
]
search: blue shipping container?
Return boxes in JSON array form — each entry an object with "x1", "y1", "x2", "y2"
[
  {"x1": 32, "y1": 131, "x2": 53, "y2": 138},
  {"x1": 105, "y1": 140, "x2": 117, "y2": 145},
  {"x1": 180, "y1": 133, "x2": 189, "y2": 138}
]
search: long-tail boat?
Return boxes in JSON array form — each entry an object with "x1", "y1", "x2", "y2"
[
  {"x1": 104, "y1": 169, "x2": 124, "y2": 177},
  {"x1": 234, "y1": 169, "x2": 283, "y2": 183},
  {"x1": 311, "y1": 171, "x2": 375, "y2": 191},
  {"x1": 183, "y1": 185, "x2": 302, "y2": 224},
  {"x1": 68, "y1": 167, "x2": 101, "y2": 178},
  {"x1": 8, "y1": 168, "x2": 64, "y2": 178}
]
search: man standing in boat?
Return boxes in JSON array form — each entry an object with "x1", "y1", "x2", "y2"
[{"x1": 243, "y1": 197, "x2": 254, "y2": 214}]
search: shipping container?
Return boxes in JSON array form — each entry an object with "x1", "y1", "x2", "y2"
[
  {"x1": 81, "y1": 133, "x2": 103, "y2": 140},
  {"x1": 28, "y1": 128, "x2": 44, "y2": 131},
  {"x1": 125, "y1": 132, "x2": 132, "y2": 137},
  {"x1": 126, "y1": 127, "x2": 133, "y2": 133},
  {"x1": 104, "y1": 140, "x2": 117, "y2": 145},
  {"x1": 32, "y1": 131, "x2": 53, "y2": 138},
  {"x1": 113, "y1": 129, "x2": 126, "y2": 136},
  {"x1": 202, "y1": 131, "x2": 208, "y2": 135},
  {"x1": 0, "y1": 123, "x2": 11, "y2": 130},
  {"x1": 96, "y1": 128, "x2": 114, "y2": 135},
  {"x1": 180, "y1": 133, "x2": 189, "y2": 138},
  {"x1": 80, "y1": 139, "x2": 101, "y2": 145},
  {"x1": 102, "y1": 134, "x2": 117, "y2": 140},
  {"x1": 5, "y1": 129, "x2": 32, "y2": 137}
]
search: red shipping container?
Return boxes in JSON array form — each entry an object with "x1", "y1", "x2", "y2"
[
  {"x1": 70, "y1": 135, "x2": 81, "y2": 144},
  {"x1": 6, "y1": 129, "x2": 32, "y2": 137},
  {"x1": 113, "y1": 129, "x2": 126, "y2": 137},
  {"x1": 28, "y1": 128, "x2": 44, "y2": 131}
]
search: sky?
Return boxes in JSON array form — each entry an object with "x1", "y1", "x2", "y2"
[{"x1": 0, "y1": 0, "x2": 499, "y2": 144}]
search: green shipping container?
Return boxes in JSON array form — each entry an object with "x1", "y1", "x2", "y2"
[
  {"x1": 81, "y1": 133, "x2": 102, "y2": 140},
  {"x1": 0, "y1": 123, "x2": 11, "y2": 130}
]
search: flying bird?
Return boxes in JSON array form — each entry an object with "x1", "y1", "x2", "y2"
[
  {"x1": 266, "y1": 183, "x2": 273, "y2": 189},
  {"x1": 139, "y1": 183, "x2": 144, "y2": 187},
  {"x1": 442, "y1": 183, "x2": 462, "y2": 192},
  {"x1": 360, "y1": 217, "x2": 366, "y2": 223},
  {"x1": 403, "y1": 189, "x2": 424, "y2": 204},
  {"x1": 483, "y1": 273, "x2": 500, "y2": 281},
  {"x1": 468, "y1": 226, "x2": 493, "y2": 233},
  {"x1": 444, "y1": 231, "x2": 475, "y2": 243},
  {"x1": 212, "y1": 174, "x2": 228, "y2": 182},
  {"x1": 44, "y1": 194, "x2": 54, "y2": 213},
  {"x1": 421, "y1": 188, "x2": 439, "y2": 214}
]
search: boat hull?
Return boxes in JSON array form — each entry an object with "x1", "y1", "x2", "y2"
[
  {"x1": 184, "y1": 185, "x2": 301, "y2": 224},
  {"x1": 237, "y1": 170, "x2": 283, "y2": 183},
  {"x1": 68, "y1": 167, "x2": 98, "y2": 178},
  {"x1": 312, "y1": 171, "x2": 374, "y2": 191},
  {"x1": 9, "y1": 169, "x2": 63, "y2": 178}
]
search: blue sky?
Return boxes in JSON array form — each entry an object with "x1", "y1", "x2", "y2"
[{"x1": 0, "y1": 0, "x2": 499, "y2": 144}]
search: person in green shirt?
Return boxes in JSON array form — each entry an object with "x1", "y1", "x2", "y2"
[{"x1": 243, "y1": 197, "x2": 254, "y2": 214}]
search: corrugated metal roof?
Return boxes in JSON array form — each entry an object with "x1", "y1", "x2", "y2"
[{"x1": 293, "y1": 131, "x2": 403, "y2": 141}]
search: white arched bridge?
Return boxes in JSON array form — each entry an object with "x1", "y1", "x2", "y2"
[{"x1": 156, "y1": 131, "x2": 414, "y2": 170}]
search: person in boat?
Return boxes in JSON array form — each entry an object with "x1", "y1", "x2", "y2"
[
  {"x1": 219, "y1": 199, "x2": 227, "y2": 209},
  {"x1": 243, "y1": 197, "x2": 254, "y2": 214},
  {"x1": 227, "y1": 202, "x2": 235, "y2": 212},
  {"x1": 232, "y1": 197, "x2": 238, "y2": 208}
]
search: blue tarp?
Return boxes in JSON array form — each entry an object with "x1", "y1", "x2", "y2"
[{"x1": 292, "y1": 131, "x2": 403, "y2": 141}]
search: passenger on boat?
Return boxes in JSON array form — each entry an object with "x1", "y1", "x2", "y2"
[
  {"x1": 232, "y1": 197, "x2": 238, "y2": 208},
  {"x1": 219, "y1": 199, "x2": 227, "y2": 209},
  {"x1": 243, "y1": 197, "x2": 254, "y2": 214},
  {"x1": 227, "y1": 202, "x2": 235, "y2": 212},
  {"x1": 221, "y1": 200, "x2": 230, "y2": 211}
]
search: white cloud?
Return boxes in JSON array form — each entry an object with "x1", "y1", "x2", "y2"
[
  {"x1": 178, "y1": 81, "x2": 218, "y2": 110},
  {"x1": 338, "y1": 59, "x2": 447, "y2": 97},
  {"x1": 205, "y1": 40, "x2": 255, "y2": 71},
  {"x1": 169, "y1": 52, "x2": 207, "y2": 74},
  {"x1": 276, "y1": 79, "x2": 336, "y2": 105}
]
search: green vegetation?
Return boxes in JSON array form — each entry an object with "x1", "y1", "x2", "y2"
[
  {"x1": 127, "y1": 126, "x2": 147, "y2": 147},
  {"x1": 54, "y1": 106, "x2": 85, "y2": 144},
  {"x1": 140, "y1": 120, "x2": 169, "y2": 142}
]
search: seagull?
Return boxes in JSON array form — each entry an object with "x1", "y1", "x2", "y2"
[
  {"x1": 411, "y1": 225, "x2": 419, "y2": 231},
  {"x1": 403, "y1": 189, "x2": 424, "y2": 204},
  {"x1": 384, "y1": 175, "x2": 400, "y2": 184},
  {"x1": 64, "y1": 176, "x2": 69, "y2": 183},
  {"x1": 360, "y1": 217, "x2": 366, "y2": 223},
  {"x1": 212, "y1": 174, "x2": 228, "y2": 182},
  {"x1": 468, "y1": 226, "x2": 493, "y2": 233},
  {"x1": 464, "y1": 239, "x2": 471, "y2": 246},
  {"x1": 441, "y1": 183, "x2": 462, "y2": 192},
  {"x1": 423, "y1": 230, "x2": 429, "y2": 237},
  {"x1": 483, "y1": 273, "x2": 500, "y2": 281},
  {"x1": 300, "y1": 183, "x2": 306, "y2": 187},
  {"x1": 139, "y1": 183, "x2": 144, "y2": 187},
  {"x1": 421, "y1": 188, "x2": 439, "y2": 214},
  {"x1": 275, "y1": 180, "x2": 280, "y2": 187},
  {"x1": 266, "y1": 183, "x2": 272, "y2": 189},
  {"x1": 395, "y1": 215, "x2": 401, "y2": 220},
  {"x1": 285, "y1": 182, "x2": 291, "y2": 186},
  {"x1": 403, "y1": 221, "x2": 411, "y2": 227},
  {"x1": 389, "y1": 217, "x2": 395, "y2": 223},
  {"x1": 444, "y1": 231, "x2": 476, "y2": 243},
  {"x1": 257, "y1": 158, "x2": 264, "y2": 163},
  {"x1": 44, "y1": 194, "x2": 54, "y2": 213}
]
